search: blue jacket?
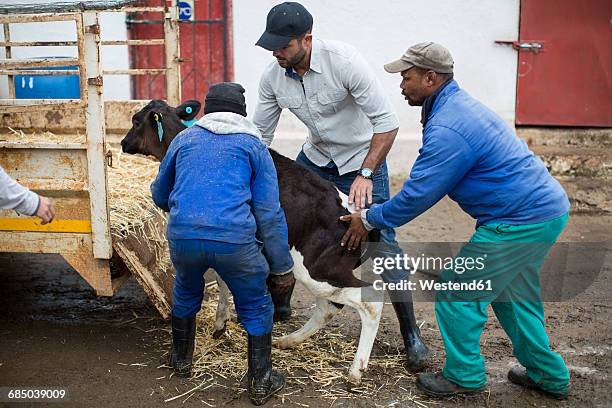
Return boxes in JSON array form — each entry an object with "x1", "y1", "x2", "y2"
[
  {"x1": 367, "y1": 80, "x2": 570, "y2": 229},
  {"x1": 151, "y1": 112, "x2": 294, "y2": 274}
]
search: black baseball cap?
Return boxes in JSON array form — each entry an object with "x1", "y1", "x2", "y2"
[{"x1": 256, "y1": 2, "x2": 313, "y2": 51}]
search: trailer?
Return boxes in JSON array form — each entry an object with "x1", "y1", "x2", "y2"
[{"x1": 0, "y1": 0, "x2": 182, "y2": 318}]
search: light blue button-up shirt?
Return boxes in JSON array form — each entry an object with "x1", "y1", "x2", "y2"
[{"x1": 253, "y1": 38, "x2": 400, "y2": 175}]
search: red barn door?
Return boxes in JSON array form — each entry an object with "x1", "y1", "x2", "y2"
[
  {"x1": 515, "y1": 0, "x2": 611, "y2": 127},
  {"x1": 126, "y1": 0, "x2": 233, "y2": 102}
]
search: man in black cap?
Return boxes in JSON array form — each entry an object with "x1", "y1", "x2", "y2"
[
  {"x1": 151, "y1": 82, "x2": 293, "y2": 405},
  {"x1": 253, "y1": 2, "x2": 429, "y2": 372}
]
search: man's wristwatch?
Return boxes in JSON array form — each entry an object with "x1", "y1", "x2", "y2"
[{"x1": 358, "y1": 167, "x2": 374, "y2": 180}]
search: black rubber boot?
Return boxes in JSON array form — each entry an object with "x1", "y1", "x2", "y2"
[
  {"x1": 168, "y1": 315, "x2": 196, "y2": 378},
  {"x1": 392, "y1": 301, "x2": 429, "y2": 371},
  {"x1": 417, "y1": 372, "x2": 485, "y2": 398},
  {"x1": 267, "y1": 274, "x2": 295, "y2": 322},
  {"x1": 248, "y1": 333, "x2": 285, "y2": 405},
  {"x1": 508, "y1": 365, "x2": 569, "y2": 400}
]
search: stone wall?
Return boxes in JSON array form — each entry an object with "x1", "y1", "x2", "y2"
[{"x1": 518, "y1": 128, "x2": 612, "y2": 214}]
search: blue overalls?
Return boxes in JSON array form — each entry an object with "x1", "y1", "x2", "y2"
[{"x1": 151, "y1": 121, "x2": 293, "y2": 336}]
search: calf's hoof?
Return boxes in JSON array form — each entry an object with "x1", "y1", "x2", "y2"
[
  {"x1": 347, "y1": 369, "x2": 362, "y2": 386},
  {"x1": 272, "y1": 336, "x2": 294, "y2": 350}
]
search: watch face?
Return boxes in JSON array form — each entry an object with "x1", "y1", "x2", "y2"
[{"x1": 360, "y1": 168, "x2": 373, "y2": 178}]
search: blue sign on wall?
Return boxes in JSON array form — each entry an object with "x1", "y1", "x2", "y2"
[{"x1": 178, "y1": 1, "x2": 194, "y2": 21}]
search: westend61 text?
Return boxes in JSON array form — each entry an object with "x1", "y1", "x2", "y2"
[{"x1": 373, "y1": 279, "x2": 493, "y2": 292}]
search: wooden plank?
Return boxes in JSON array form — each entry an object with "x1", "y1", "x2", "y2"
[
  {"x1": 0, "y1": 100, "x2": 85, "y2": 113},
  {"x1": 0, "y1": 231, "x2": 91, "y2": 253},
  {"x1": 114, "y1": 242, "x2": 171, "y2": 318},
  {"x1": 102, "y1": 68, "x2": 166, "y2": 75},
  {"x1": 0, "y1": 142, "x2": 86, "y2": 150},
  {"x1": 76, "y1": 13, "x2": 87, "y2": 104},
  {"x1": 0, "y1": 148, "x2": 88, "y2": 186},
  {"x1": 3, "y1": 23, "x2": 14, "y2": 98},
  {"x1": 0, "y1": 57, "x2": 80, "y2": 69},
  {"x1": 101, "y1": 39, "x2": 164, "y2": 46},
  {"x1": 0, "y1": 41, "x2": 78, "y2": 47},
  {"x1": 16, "y1": 179, "x2": 87, "y2": 192},
  {"x1": 112, "y1": 211, "x2": 174, "y2": 319},
  {"x1": 164, "y1": 6, "x2": 181, "y2": 106},
  {"x1": 0, "y1": 218, "x2": 91, "y2": 233},
  {"x1": 0, "y1": 100, "x2": 148, "y2": 134},
  {"x1": 0, "y1": 194, "x2": 90, "y2": 220},
  {"x1": 117, "y1": 6, "x2": 166, "y2": 13},
  {"x1": 0, "y1": 69, "x2": 79, "y2": 76},
  {"x1": 82, "y1": 11, "x2": 112, "y2": 260},
  {"x1": 0, "y1": 13, "x2": 78, "y2": 24},
  {"x1": 62, "y1": 250, "x2": 112, "y2": 296},
  {"x1": 0, "y1": 98, "x2": 82, "y2": 105}
]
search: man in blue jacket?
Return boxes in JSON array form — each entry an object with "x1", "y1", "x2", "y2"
[
  {"x1": 341, "y1": 43, "x2": 570, "y2": 399},
  {"x1": 151, "y1": 82, "x2": 293, "y2": 405}
]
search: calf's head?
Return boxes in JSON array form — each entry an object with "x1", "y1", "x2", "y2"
[{"x1": 121, "y1": 99, "x2": 201, "y2": 161}]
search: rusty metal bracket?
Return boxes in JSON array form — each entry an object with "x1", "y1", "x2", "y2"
[
  {"x1": 105, "y1": 150, "x2": 113, "y2": 168},
  {"x1": 88, "y1": 76, "x2": 103, "y2": 86},
  {"x1": 86, "y1": 24, "x2": 100, "y2": 34}
]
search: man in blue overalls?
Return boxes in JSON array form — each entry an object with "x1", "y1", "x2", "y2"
[{"x1": 151, "y1": 83, "x2": 294, "y2": 406}]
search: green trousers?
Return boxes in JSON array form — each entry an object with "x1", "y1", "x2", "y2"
[{"x1": 434, "y1": 212, "x2": 570, "y2": 393}]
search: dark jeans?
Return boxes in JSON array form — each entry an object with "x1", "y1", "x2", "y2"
[
  {"x1": 169, "y1": 239, "x2": 273, "y2": 336},
  {"x1": 295, "y1": 150, "x2": 411, "y2": 300}
]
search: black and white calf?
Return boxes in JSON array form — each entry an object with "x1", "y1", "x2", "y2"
[{"x1": 121, "y1": 100, "x2": 385, "y2": 383}]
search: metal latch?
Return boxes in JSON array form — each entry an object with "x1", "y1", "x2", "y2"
[
  {"x1": 495, "y1": 40, "x2": 544, "y2": 54},
  {"x1": 105, "y1": 150, "x2": 113, "y2": 168}
]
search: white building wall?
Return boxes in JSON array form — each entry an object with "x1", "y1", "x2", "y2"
[
  {"x1": 233, "y1": 0, "x2": 520, "y2": 138},
  {"x1": 0, "y1": 12, "x2": 130, "y2": 100},
  {"x1": 1, "y1": 1, "x2": 520, "y2": 138}
]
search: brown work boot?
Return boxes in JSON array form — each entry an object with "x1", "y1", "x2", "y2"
[
  {"x1": 508, "y1": 365, "x2": 569, "y2": 400},
  {"x1": 416, "y1": 372, "x2": 485, "y2": 398}
]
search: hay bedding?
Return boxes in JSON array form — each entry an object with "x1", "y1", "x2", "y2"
[
  {"x1": 107, "y1": 148, "x2": 172, "y2": 271},
  {"x1": 162, "y1": 286, "x2": 433, "y2": 406},
  {"x1": 1, "y1": 127, "x2": 85, "y2": 144},
  {"x1": 104, "y1": 146, "x2": 429, "y2": 405}
]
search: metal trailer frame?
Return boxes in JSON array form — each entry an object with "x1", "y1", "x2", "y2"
[{"x1": 0, "y1": 3, "x2": 180, "y2": 304}]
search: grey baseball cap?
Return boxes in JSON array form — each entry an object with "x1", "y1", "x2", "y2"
[{"x1": 384, "y1": 42, "x2": 454, "y2": 74}]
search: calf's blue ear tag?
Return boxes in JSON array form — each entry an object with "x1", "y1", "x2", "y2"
[
  {"x1": 154, "y1": 113, "x2": 164, "y2": 142},
  {"x1": 180, "y1": 106, "x2": 197, "y2": 127}
]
